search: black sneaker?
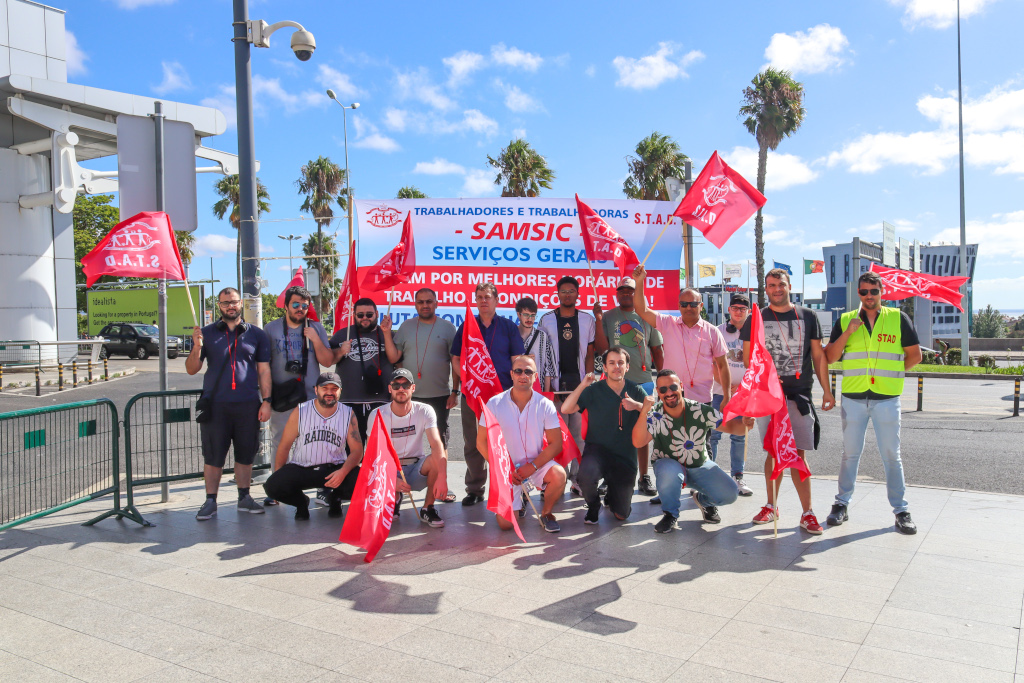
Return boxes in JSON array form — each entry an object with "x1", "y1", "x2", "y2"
[
  {"x1": 691, "y1": 490, "x2": 720, "y2": 524},
  {"x1": 462, "y1": 493, "x2": 484, "y2": 506},
  {"x1": 419, "y1": 505, "x2": 444, "y2": 528},
  {"x1": 654, "y1": 513, "x2": 677, "y2": 534},
  {"x1": 328, "y1": 500, "x2": 343, "y2": 519},
  {"x1": 518, "y1": 491, "x2": 529, "y2": 518},
  {"x1": 394, "y1": 497, "x2": 401, "y2": 517},
  {"x1": 895, "y1": 511, "x2": 917, "y2": 535},
  {"x1": 597, "y1": 483, "x2": 609, "y2": 497},
  {"x1": 314, "y1": 489, "x2": 330, "y2": 507},
  {"x1": 584, "y1": 504, "x2": 600, "y2": 525},
  {"x1": 826, "y1": 503, "x2": 848, "y2": 526},
  {"x1": 638, "y1": 474, "x2": 657, "y2": 496},
  {"x1": 295, "y1": 495, "x2": 310, "y2": 521}
]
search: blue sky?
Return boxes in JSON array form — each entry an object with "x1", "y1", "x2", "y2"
[{"x1": 61, "y1": 0, "x2": 1024, "y2": 309}]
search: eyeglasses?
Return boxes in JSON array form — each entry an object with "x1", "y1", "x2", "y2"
[
  {"x1": 390, "y1": 380, "x2": 412, "y2": 389},
  {"x1": 518, "y1": 312, "x2": 536, "y2": 320},
  {"x1": 290, "y1": 302, "x2": 310, "y2": 310},
  {"x1": 729, "y1": 305, "x2": 749, "y2": 312},
  {"x1": 658, "y1": 384, "x2": 680, "y2": 394},
  {"x1": 678, "y1": 301, "x2": 701, "y2": 309},
  {"x1": 355, "y1": 312, "x2": 376, "y2": 319},
  {"x1": 219, "y1": 300, "x2": 241, "y2": 307},
  {"x1": 858, "y1": 288, "x2": 880, "y2": 296},
  {"x1": 512, "y1": 368, "x2": 536, "y2": 376}
]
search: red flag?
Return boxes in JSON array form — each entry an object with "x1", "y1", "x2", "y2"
[
  {"x1": 540, "y1": 390, "x2": 580, "y2": 467},
  {"x1": 81, "y1": 211, "x2": 185, "y2": 287},
  {"x1": 672, "y1": 151, "x2": 766, "y2": 249},
  {"x1": 575, "y1": 194, "x2": 639, "y2": 279},
  {"x1": 722, "y1": 304, "x2": 785, "y2": 424},
  {"x1": 361, "y1": 212, "x2": 416, "y2": 291},
  {"x1": 276, "y1": 266, "x2": 319, "y2": 322},
  {"x1": 482, "y1": 404, "x2": 525, "y2": 542},
  {"x1": 333, "y1": 243, "x2": 360, "y2": 334},
  {"x1": 764, "y1": 402, "x2": 811, "y2": 481},
  {"x1": 338, "y1": 412, "x2": 400, "y2": 563},
  {"x1": 869, "y1": 263, "x2": 969, "y2": 312},
  {"x1": 459, "y1": 306, "x2": 504, "y2": 417}
]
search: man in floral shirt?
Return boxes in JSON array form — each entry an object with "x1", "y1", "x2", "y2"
[{"x1": 632, "y1": 370, "x2": 752, "y2": 533}]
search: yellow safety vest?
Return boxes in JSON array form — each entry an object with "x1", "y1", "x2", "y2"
[{"x1": 839, "y1": 306, "x2": 905, "y2": 395}]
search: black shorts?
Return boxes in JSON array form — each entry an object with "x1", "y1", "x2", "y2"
[{"x1": 200, "y1": 400, "x2": 262, "y2": 468}]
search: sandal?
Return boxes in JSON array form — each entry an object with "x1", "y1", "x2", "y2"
[{"x1": 443, "y1": 491, "x2": 457, "y2": 503}]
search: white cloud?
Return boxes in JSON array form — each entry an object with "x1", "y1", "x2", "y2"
[
  {"x1": 491, "y1": 43, "x2": 543, "y2": 71},
  {"x1": 933, "y1": 210, "x2": 1024, "y2": 259},
  {"x1": 457, "y1": 109, "x2": 499, "y2": 135},
  {"x1": 351, "y1": 116, "x2": 400, "y2": 153},
  {"x1": 443, "y1": 51, "x2": 486, "y2": 87},
  {"x1": 763, "y1": 24, "x2": 850, "y2": 74},
  {"x1": 194, "y1": 234, "x2": 236, "y2": 258},
  {"x1": 200, "y1": 84, "x2": 237, "y2": 129},
  {"x1": 512, "y1": 128, "x2": 527, "y2": 139},
  {"x1": 612, "y1": 42, "x2": 705, "y2": 90},
  {"x1": 726, "y1": 146, "x2": 818, "y2": 190},
  {"x1": 64, "y1": 31, "x2": 88, "y2": 76},
  {"x1": 888, "y1": 0, "x2": 1000, "y2": 29},
  {"x1": 252, "y1": 76, "x2": 323, "y2": 115},
  {"x1": 917, "y1": 84, "x2": 1024, "y2": 133},
  {"x1": 584, "y1": 65, "x2": 596, "y2": 78},
  {"x1": 380, "y1": 108, "x2": 498, "y2": 137},
  {"x1": 110, "y1": 0, "x2": 174, "y2": 8},
  {"x1": 462, "y1": 169, "x2": 495, "y2": 197},
  {"x1": 494, "y1": 79, "x2": 542, "y2": 112},
  {"x1": 395, "y1": 68, "x2": 456, "y2": 111},
  {"x1": 413, "y1": 158, "x2": 466, "y2": 175},
  {"x1": 316, "y1": 65, "x2": 362, "y2": 100},
  {"x1": 153, "y1": 61, "x2": 191, "y2": 95},
  {"x1": 383, "y1": 108, "x2": 408, "y2": 132}
]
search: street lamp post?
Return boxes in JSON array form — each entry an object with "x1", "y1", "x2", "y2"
[
  {"x1": 279, "y1": 234, "x2": 302, "y2": 275},
  {"x1": 956, "y1": 0, "x2": 970, "y2": 364},
  {"x1": 326, "y1": 91, "x2": 359, "y2": 249}
]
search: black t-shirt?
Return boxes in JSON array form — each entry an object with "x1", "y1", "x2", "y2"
[
  {"x1": 829, "y1": 309, "x2": 919, "y2": 400},
  {"x1": 740, "y1": 305, "x2": 822, "y2": 394},
  {"x1": 557, "y1": 312, "x2": 581, "y2": 387}
]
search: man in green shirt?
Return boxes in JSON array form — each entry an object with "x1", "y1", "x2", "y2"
[
  {"x1": 561, "y1": 346, "x2": 647, "y2": 524},
  {"x1": 632, "y1": 370, "x2": 752, "y2": 533}
]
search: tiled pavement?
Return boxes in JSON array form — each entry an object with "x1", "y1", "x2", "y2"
[{"x1": 1, "y1": 463, "x2": 1022, "y2": 683}]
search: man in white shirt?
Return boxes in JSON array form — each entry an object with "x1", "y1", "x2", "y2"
[
  {"x1": 367, "y1": 368, "x2": 449, "y2": 527},
  {"x1": 476, "y1": 355, "x2": 565, "y2": 533}
]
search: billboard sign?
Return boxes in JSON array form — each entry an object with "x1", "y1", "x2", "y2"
[{"x1": 87, "y1": 286, "x2": 204, "y2": 337}]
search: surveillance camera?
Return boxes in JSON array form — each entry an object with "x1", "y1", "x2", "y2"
[{"x1": 290, "y1": 29, "x2": 316, "y2": 61}]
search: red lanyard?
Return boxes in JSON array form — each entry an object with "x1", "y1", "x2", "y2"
[
  {"x1": 769, "y1": 309, "x2": 803, "y2": 380},
  {"x1": 414, "y1": 318, "x2": 436, "y2": 380},
  {"x1": 227, "y1": 328, "x2": 238, "y2": 390},
  {"x1": 679, "y1": 322, "x2": 704, "y2": 388}
]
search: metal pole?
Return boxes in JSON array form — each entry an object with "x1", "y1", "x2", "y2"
[
  {"x1": 917, "y1": 376, "x2": 924, "y2": 412},
  {"x1": 233, "y1": 0, "x2": 261, "y2": 326},
  {"x1": 344, "y1": 104, "x2": 353, "y2": 249},
  {"x1": 683, "y1": 160, "x2": 693, "y2": 289},
  {"x1": 35, "y1": 365, "x2": 40, "y2": 396},
  {"x1": 72, "y1": 360, "x2": 78, "y2": 388},
  {"x1": 58, "y1": 363, "x2": 63, "y2": 390},
  {"x1": 103, "y1": 356, "x2": 109, "y2": 381},
  {"x1": 154, "y1": 101, "x2": 170, "y2": 504},
  {"x1": 1013, "y1": 378, "x2": 1019, "y2": 417},
  {"x1": 956, "y1": 0, "x2": 970, "y2": 365}
]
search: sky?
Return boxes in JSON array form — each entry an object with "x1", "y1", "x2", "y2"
[{"x1": 60, "y1": 0, "x2": 1024, "y2": 310}]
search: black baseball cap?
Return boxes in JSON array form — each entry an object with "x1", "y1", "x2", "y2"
[
  {"x1": 392, "y1": 368, "x2": 415, "y2": 383},
  {"x1": 315, "y1": 372, "x2": 342, "y2": 388},
  {"x1": 729, "y1": 294, "x2": 750, "y2": 307}
]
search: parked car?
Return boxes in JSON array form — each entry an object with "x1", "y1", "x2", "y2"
[{"x1": 97, "y1": 323, "x2": 179, "y2": 360}]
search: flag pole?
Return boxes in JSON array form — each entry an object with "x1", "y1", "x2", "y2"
[
  {"x1": 522, "y1": 481, "x2": 546, "y2": 530},
  {"x1": 640, "y1": 221, "x2": 672, "y2": 267},
  {"x1": 397, "y1": 469, "x2": 421, "y2": 519},
  {"x1": 773, "y1": 465, "x2": 780, "y2": 539},
  {"x1": 181, "y1": 274, "x2": 199, "y2": 328},
  {"x1": 346, "y1": 294, "x2": 353, "y2": 344},
  {"x1": 386, "y1": 286, "x2": 395, "y2": 316}
]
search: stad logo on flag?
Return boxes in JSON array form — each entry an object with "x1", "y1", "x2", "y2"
[
  {"x1": 364, "y1": 455, "x2": 395, "y2": 525},
  {"x1": 702, "y1": 175, "x2": 739, "y2": 209},
  {"x1": 102, "y1": 220, "x2": 164, "y2": 266},
  {"x1": 366, "y1": 204, "x2": 403, "y2": 228}
]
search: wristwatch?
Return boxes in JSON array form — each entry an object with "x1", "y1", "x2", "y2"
[
  {"x1": 262, "y1": 397, "x2": 272, "y2": 403},
  {"x1": 451, "y1": 388, "x2": 461, "y2": 396}
]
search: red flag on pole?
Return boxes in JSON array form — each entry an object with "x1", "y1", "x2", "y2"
[
  {"x1": 540, "y1": 390, "x2": 580, "y2": 467},
  {"x1": 338, "y1": 412, "x2": 400, "y2": 563},
  {"x1": 722, "y1": 304, "x2": 785, "y2": 424},
  {"x1": 81, "y1": 211, "x2": 186, "y2": 287},
  {"x1": 575, "y1": 194, "x2": 640, "y2": 278},
  {"x1": 361, "y1": 212, "x2": 416, "y2": 291},
  {"x1": 333, "y1": 243, "x2": 360, "y2": 334},
  {"x1": 764, "y1": 402, "x2": 811, "y2": 481},
  {"x1": 672, "y1": 151, "x2": 766, "y2": 249},
  {"x1": 482, "y1": 404, "x2": 525, "y2": 542},
  {"x1": 276, "y1": 265, "x2": 319, "y2": 322},
  {"x1": 459, "y1": 305, "x2": 504, "y2": 417},
  {"x1": 869, "y1": 263, "x2": 969, "y2": 312}
]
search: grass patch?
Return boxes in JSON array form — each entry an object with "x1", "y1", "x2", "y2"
[{"x1": 828, "y1": 362, "x2": 1024, "y2": 375}]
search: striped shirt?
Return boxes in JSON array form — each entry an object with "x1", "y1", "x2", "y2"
[{"x1": 289, "y1": 400, "x2": 353, "y2": 467}]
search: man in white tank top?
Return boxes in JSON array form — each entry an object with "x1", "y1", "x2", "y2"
[
  {"x1": 264, "y1": 372, "x2": 364, "y2": 520},
  {"x1": 367, "y1": 369, "x2": 449, "y2": 527}
]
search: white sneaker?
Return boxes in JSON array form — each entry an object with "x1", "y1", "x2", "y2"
[{"x1": 734, "y1": 475, "x2": 753, "y2": 497}]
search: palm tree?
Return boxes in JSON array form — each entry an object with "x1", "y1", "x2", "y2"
[
  {"x1": 396, "y1": 186, "x2": 427, "y2": 199},
  {"x1": 486, "y1": 138, "x2": 555, "y2": 197},
  {"x1": 622, "y1": 132, "x2": 689, "y2": 200},
  {"x1": 175, "y1": 231, "x2": 194, "y2": 267},
  {"x1": 212, "y1": 174, "x2": 271, "y2": 292},
  {"x1": 302, "y1": 231, "x2": 341, "y2": 321},
  {"x1": 739, "y1": 67, "x2": 806, "y2": 306},
  {"x1": 296, "y1": 157, "x2": 347, "y2": 311}
]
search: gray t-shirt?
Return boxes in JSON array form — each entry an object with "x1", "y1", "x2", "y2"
[
  {"x1": 393, "y1": 316, "x2": 458, "y2": 398},
  {"x1": 602, "y1": 308, "x2": 663, "y2": 385},
  {"x1": 264, "y1": 317, "x2": 330, "y2": 400}
]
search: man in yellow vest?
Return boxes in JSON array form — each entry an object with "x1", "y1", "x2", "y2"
[{"x1": 824, "y1": 271, "x2": 922, "y2": 534}]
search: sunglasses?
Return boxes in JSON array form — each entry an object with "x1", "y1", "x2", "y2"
[
  {"x1": 512, "y1": 368, "x2": 536, "y2": 376},
  {"x1": 858, "y1": 288, "x2": 880, "y2": 296},
  {"x1": 678, "y1": 302, "x2": 701, "y2": 309},
  {"x1": 289, "y1": 302, "x2": 310, "y2": 310},
  {"x1": 390, "y1": 380, "x2": 412, "y2": 389},
  {"x1": 355, "y1": 312, "x2": 376, "y2": 319},
  {"x1": 658, "y1": 384, "x2": 680, "y2": 394}
]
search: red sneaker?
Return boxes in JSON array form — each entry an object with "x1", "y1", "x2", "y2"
[
  {"x1": 752, "y1": 505, "x2": 777, "y2": 525},
  {"x1": 800, "y1": 511, "x2": 823, "y2": 535}
]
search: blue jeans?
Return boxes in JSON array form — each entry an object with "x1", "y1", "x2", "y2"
[
  {"x1": 638, "y1": 381, "x2": 654, "y2": 396},
  {"x1": 837, "y1": 396, "x2": 908, "y2": 514},
  {"x1": 653, "y1": 457, "x2": 738, "y2": 517},
  {"x1": 708, "y1": 394, "x2": 746, "y2": 477}
]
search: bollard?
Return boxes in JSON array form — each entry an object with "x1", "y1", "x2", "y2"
[
  {"x1": 830, "y1": 371, "x2": 837, "y2": 396},
  {"x1": 58, "y1": 363, "x2": 64, "y2": 391},
  {"x1": 1014, "y1": 378, "x2": 1020, "y2": 418},
  {"x1": 72, "y1": 361, "x2": 78, "y2": 388},
  {"x1": 103, "y1": 357, "x2": 109, "y2": 381},
  {"x1": 0, "y1": 364, "x2": 3, "y2": 392},
  {"x1": 917, "y1": 376, "x2": 923, "y2": 412},
  {"x1": 35, "y1": 365, "x2": 41, "y2": 396},
  {"x1": 88, "y1": 360, "x2": 94, "y2": 384}
]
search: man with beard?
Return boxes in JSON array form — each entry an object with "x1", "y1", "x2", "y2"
[
  {"x1": 594, "y1": 276, "x2": 665, "y2": 495},
  {"x1": 741, "y1": 268, "x2": 835, "y2": 535},
  {"x1": 824, "y1": 271, "x2": 921, "y2": 534},
  {"x1": 560, "y1": 347, "x2": 647, "y2": 524},
  {"x1": 186, "y1": 287, "x2": 272, "y2": 521},
  {"x1": 368, "y1": 369, "x2": 449, "y2": 527},
  {"x1": 263, "y1": 373, "x2": 364, "y2": 520},
  {"x1": 262, "y1": 286, "x2": 335, "y2": 504},
  {"x1": 633, "y1": 371, "x2": 752, "y2": 533},
  {"x1": 477, "y1": 355, "x2": 565, "y2": 533}
]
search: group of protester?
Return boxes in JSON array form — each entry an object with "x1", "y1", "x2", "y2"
[{"x1": 185, "y1": 264, "x2": 920, "y2": 537}]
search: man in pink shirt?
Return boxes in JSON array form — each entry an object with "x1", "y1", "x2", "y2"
[{"x1": 632, "y1": 265, "x2": 730, "y2": 406}]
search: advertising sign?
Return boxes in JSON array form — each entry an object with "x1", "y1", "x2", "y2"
[
  {"x1": 87, "y1": 286, "x2": 204, "y2": 336},
  {"x1": 882, "y1": 221, "x2": 896, "y2": 267},
  {"x1": 723, "y1": 263, "x2": 743, "y2": 280},
  {"x1": 355, "y1": 198, "x2": 682, "y2": 326}
]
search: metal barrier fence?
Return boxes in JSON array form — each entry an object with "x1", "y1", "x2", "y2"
[
  {"x1": 829, "y1": 370, "x2": 1022, "y2": 416},
  {"x1": 0, "y1": 399, "x2": 126, "y2": 530}
]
